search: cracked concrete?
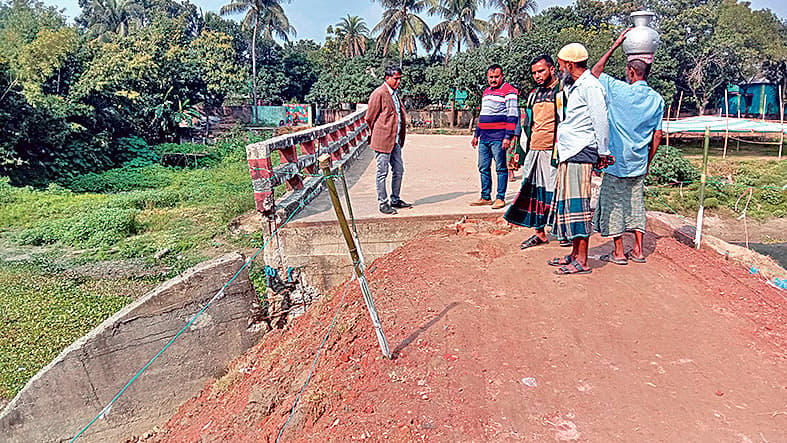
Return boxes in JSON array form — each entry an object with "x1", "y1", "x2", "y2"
[{"x1": 0, "y1": 253, "x2": 265, "y2": 443}]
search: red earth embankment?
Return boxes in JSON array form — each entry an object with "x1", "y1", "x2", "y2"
[{"x1": 142, "y1": 219, "x2": 787, "y2": 442}]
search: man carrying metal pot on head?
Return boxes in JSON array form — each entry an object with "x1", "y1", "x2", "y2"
[{"x1": 590, "y1": 27, "x2": 665, "y2": 265}]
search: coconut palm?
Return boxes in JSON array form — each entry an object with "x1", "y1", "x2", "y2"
[
  {"x1": 220, "y1": 0, "x2": 295, "y2": 122},
  {"x1": 484, "y1": 14, "x2": 506, "y2": 44},
  {"x1": 257, "y1": 2, "x2": 296, "y2": 41},
  {"x1": 485, "y1": 0, "x2": 538, "y2": 39},
  {"x1": 373, "y1": 0, "x2": 434, "y2": 65},
  {"x1": 431, "y1": 0, "x2": 488, "y2": 59},
  {"x1": 84, "y1": 0, "x2": 144, "y2": 40},
  {"x1": 335, "y1": 15, "x2": 370, "y2": 58}
]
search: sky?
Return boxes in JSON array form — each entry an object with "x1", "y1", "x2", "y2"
[{"x1": 42, "y1": 0, "x2": 787, "y2": 43}]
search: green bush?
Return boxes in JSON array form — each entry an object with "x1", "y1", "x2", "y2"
[
  {"x1": 114, "y1": 137, "x2": 160, "y2": 168},
  {"x1": 153, "y1": 142, "x2": 207, "y2": 155},
  {"x1": 68, "y1": 165, "x2": 172, "y2": 193},
  {"x1": 18, "y1": 208, "x2": 139, "y2": 248},
  {"x1": 703, "y1": 197, "x2": 720, "y2": 209},
  {"x1": 760, "y1": 187, "x2": 784, "y2": 206},
  {"x1": 646, "y1": 146, "x2": 700, "y2": 186},
  {"x1": 0, "y1": 177, "x2": 13, "y2": 204}
]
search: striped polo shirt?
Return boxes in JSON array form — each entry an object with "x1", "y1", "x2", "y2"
[{"x1": 474, "y1": 82, "x2": 519, "y2": 142}]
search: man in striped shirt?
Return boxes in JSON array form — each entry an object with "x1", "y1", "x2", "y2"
[{"x1": 471, "y1": 64, "x2": 519, "y2": 210}]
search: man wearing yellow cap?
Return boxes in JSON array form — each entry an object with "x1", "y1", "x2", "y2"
[{"x1": 547, "y1": 43, "x2": 612, "y2": 275}]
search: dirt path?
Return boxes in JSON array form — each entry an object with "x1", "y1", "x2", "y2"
[{"x1": 145, "y1": 221, "x2": 787, "y2": 442}]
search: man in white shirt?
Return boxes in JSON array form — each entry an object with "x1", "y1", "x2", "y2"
[{"x1": 548, "y1": 43, "x2": 613, "y2": 275}]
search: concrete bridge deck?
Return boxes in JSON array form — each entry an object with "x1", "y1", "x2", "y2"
[
  {"x1": 293, "y1": 134, "x2": 519, "y2": 223},
  {"x1": 277, "y1": 134, "x2": 527, "y2": 290}
]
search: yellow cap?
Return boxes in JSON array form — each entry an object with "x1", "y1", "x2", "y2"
[{"x1": 557, "y1": 43, "x2": 589, "y2": 63}]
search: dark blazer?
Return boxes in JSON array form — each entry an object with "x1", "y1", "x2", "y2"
[{"x1": 366, "y1": 84, "x2": 407, "y2": 154}]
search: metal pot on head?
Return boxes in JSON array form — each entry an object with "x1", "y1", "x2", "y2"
[{"x1": 622, "y1": 11, "x2": 661, "y2": 56}]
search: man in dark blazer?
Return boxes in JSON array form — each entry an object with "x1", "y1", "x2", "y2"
[{"x1": 366, "y1": 66, "x2": 411, "y2": 215}]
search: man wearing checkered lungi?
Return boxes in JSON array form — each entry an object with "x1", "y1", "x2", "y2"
[
  {"x1": 547, "y1": 43, "x2": 613, "y2": 275},
  {"x1": 590, "y1": 29, "x2": 665, "y2": 265}
]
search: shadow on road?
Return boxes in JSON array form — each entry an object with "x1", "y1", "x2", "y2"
[
  {"x1": 414, "y1": 191, "x2": 474, "y2": 206},
  {"x1": 392, "y1": 301, "x2": 459, "y2": 360},
  {"x1": 588, "y1": 232, "x2": 659, "y2": 268}
]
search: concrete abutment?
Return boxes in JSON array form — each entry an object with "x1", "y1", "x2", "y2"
[{"x1": 0, "y1": 253, "x2": 264, "y2": 443}]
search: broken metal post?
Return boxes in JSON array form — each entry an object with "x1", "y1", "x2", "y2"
[{"x1": 319, "y1": 154, "x2": 391, "y2": 359}]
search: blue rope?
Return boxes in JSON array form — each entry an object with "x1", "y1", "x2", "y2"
[
  {"x1": 275, "y1": 276, "x2": 353, "y2": 443},
  {"x1": 70, "y1": 176, "x2": 331, "y2": 442}
]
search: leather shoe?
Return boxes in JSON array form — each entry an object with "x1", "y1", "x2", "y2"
[
  {"x1": 379, "y1": 203, "x2": 397, "y2": 215},
  {"x1": 391, "y1": 200, "x2": 412, "y2": 209},
  {"x1": 391, "y1": 200, "x2": 413, "y2": 209},
  {"x1": 469, "y1": 198, "x2": 492, "y2": 206},
  {"x1": 491, "y1": 199, "x2": 506, "y2": 209}
]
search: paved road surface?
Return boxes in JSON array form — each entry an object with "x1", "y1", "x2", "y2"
[{"x1": 294, "y1": 134, "x2": 521, "y2": 223}]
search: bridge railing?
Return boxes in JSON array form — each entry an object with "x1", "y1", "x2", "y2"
[{"x1": 246, "y1": 108, "x2": 369, "y2": 222}]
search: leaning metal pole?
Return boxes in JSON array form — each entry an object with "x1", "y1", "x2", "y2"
[
  {"x1": 319, "y1": 154, "x2": 391, "y2": 359},
  {"x1": 694, "y1": 126, "x2": 710, "y2": 250},
  {"x1": 337, "y1": 163, "x2": 365, "y2": 264}
]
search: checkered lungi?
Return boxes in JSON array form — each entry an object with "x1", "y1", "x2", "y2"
[
  {"x1": 592, "y1": 173, "x2": 647, "y2": 236},
  {"x1": 504, "y1": 150, "x2": 556, "y2": 229},
  {"x1": 549, "y1": 162, "x2": 594, "y2": 241}
]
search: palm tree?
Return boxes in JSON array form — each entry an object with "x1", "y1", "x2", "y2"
[
  {"x1": 373, "y1": 0, "x2": 434, "y2": 65},
  {"x1": 257, "y1": 2, "x2": 296, "y2": 41},
  {"x1": 335, "y1": 15, "x2": 370, "y2": 58},
  {"x1": 485, "y1": 0, "x2": 538, "y2": 39},
  {"x1": 220, "y1": 0, "x2": 295, "y2": 122},
  {"x1": 431, "y1": 0, "x2": 488, "y2": 59},
  {"x1": 85, "y1": 0, "x2": 144, "y2": 40}
]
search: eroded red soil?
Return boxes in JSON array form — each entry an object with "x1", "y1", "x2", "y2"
[{"x1": 141, "y1": 219, "x2": 787, "y2": 442}]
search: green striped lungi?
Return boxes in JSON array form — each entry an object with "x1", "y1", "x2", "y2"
[{"x1": 592, "y1": 173, "x2": 647, "y2": 237}]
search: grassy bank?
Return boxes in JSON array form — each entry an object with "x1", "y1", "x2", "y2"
[
  {"x1": 0, "y1": 134, "x2": 272, "y2": 399},
  {"x1": 645, "y1": 151, "x2": 787, "y2": 221}
]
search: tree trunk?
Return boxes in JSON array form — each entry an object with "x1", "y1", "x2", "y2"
[
  {"x1": 399, "y1": 6, "x2": 406, "y2": 67},
  {"x1": 252, "y1": 21, "x2": 259, "y2": 124},
  {"x1": 451, "y1": 87, "x2": 456, "y2": 128},
  {"x1": 205, "y1": 105, "x2": 211, "y2": 142}
]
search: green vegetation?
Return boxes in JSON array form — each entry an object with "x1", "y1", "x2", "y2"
[
  {"x1": 645, "y1": 152, "x2": 787, "y2": 220},
  {"x1": 0, "y1": 136, "x2": 261, "y2": 257},
  {"x1": 0, "y1": 262, "x2": 135, "y2": 398},
  {"x1": 646, "y1": 145, "x2": 702, "y2": 186},
  {"x1": 0, "y1": 135, "x2": 271, "y2": 399}
]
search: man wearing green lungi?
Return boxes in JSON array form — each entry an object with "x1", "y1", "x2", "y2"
[{"x1": 591, "y1": 29, "x2": 665, "y2": 264}]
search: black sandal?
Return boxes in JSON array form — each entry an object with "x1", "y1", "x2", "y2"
[
  {"x1": 547, "y1": 255, "x2": 573, "y2": 266},
  {"x1": 520, "y1": 235, "x2": 548, "y2": 249},
  {"x1": 554, "y1": 260, "x2": 592, "y2": 275}
]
